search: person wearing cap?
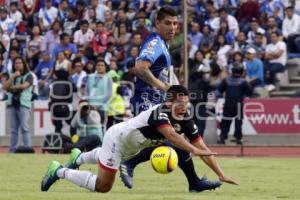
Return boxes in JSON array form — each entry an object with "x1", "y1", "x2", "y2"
[
  {"x1": 245, "y1": 47, "x2": 264, "y2": 89},
  {"x1": 217, "y1": 62, "x2": 252, "y2": 145},
  {"x1": 69, "y1": 100, "x2": 103, "y2": 152}
]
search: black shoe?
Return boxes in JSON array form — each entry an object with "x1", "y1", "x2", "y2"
[
  {"x1": 189, "y1": 177, "x2": 222, "y2": 192},
  {"x1": 230, "y1": 139, "x2": 243, "y2": 145}
]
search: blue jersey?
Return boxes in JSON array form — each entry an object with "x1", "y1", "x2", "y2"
[{"x1": 131, "y1": 32, "x2": 172, "y2": 115}]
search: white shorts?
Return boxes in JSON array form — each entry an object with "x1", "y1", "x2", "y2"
[
  {"x1": 98, "y1": 123, "x2": 123, "y2": 173},
  {"x1": 98, "y1": 122, "x2": 153, "y2": 173}
]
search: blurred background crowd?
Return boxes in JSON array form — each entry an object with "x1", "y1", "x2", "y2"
[{"x1": 0, "y1": 0, "x2": 300, "y2": 151}]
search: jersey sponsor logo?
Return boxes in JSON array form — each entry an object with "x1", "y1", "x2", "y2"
[
  {"x1": 192, "y1": 124, "x2": 198, "y2": 135},
  {"x1": 173, "y1": 123, "x2": 181, "y2": 132},
  {"x1": 158, "y1": 113, "x2": 169, "y2": 121},
  {"x1": 106, "y1": 157, "x2": 115, "y2": 167},
  {"x1": 147, "y1": 39, "x2": 158, "y2": 50}
]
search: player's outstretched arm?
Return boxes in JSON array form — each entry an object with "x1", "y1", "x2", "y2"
[
  {"x1": 192, "y1": 139, "x2": 239, "y2": 185},
  {"x1": 135, "y1": 60, "x2": 170, "y2": 92},
  {"x1": 158, "y1": 125, "x2": 217, "y2": 156}
]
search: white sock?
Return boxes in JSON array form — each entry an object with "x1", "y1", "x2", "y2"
[
  {"x1": 57, "y1": 168, "x2": 97, "y2": 191},
  {"x1": 76, "y1": 147, "x2": 101, "y2": 165}
]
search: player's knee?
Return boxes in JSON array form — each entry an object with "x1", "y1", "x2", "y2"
[{"x1": 94, "y1": 177, "x2": 112, "y2": 193}]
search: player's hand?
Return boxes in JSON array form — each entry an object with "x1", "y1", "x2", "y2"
[
  {"x1": 219, "y1": 176, "x2": 239, "y2": 185},
  {"x1": 193, "y1": 148, "x2": 218, "y2": 156}
]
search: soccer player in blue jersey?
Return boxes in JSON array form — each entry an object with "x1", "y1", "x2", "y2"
[{"x1": 120, "y1": 6, "x2": 223, "y2": 192}]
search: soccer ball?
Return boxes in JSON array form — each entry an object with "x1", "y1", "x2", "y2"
[{"x1": 150, "y1": 146, "x2": 178, "y2": 174}]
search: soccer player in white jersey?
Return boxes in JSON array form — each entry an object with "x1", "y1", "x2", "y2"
[{"x1": 41, "y1": 85, "x2": 238, "y2": 193}]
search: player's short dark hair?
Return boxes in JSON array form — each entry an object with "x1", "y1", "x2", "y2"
[
  {"x1": 166, "y1": 85, "x2": 189, "y2": 101},
  {"x1": 156, "y1": 6, "x2": 177, "y2": 21}
]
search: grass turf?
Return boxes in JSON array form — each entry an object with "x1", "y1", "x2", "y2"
[{"x1": 0, "y1": 154, "x2": 299, "y2": 200}]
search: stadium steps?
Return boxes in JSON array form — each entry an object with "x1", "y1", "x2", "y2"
[
  {"x1": 290, "y1": 76, "x2": 300, "y2": 83},
  {"x1": 270, "y1": 58, "x2": 300, "y2": 97}
]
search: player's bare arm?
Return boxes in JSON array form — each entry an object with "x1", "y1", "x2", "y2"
[
  {"x1": 157, "y1": 125, "x2": 216, "y2": 156},
  {"x1": 193, "y1": 139, "x2": 239, "y2": 185},
  {"x1": 135, "y1": 60, "x2": 169, "y2": 92}
]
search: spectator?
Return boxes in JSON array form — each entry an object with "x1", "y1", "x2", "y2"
[
  {"x1": 210, "y1": 7, "x2": 239, "y2": 37},
  {"x1": 71, "y1": 58, "x2": 87, "y2": 90},
  {"x1": 9, "y1": 2, "x2": 23, "y2": 28},
  {"x1": 237, "y1": 0, "x2": 260, "y2": 32},
  {"x1": 92, "y1": 21, "x2": 109, "y2": 57},
  {"x1": 188, "y1": 21, "x2": 202, "y2": 50},
  {"x1": 41, "y1": 20, "x2": 61, "y2": 55},
  {"x1": 282, "y1": 6, "x2": 300, "y2": 53},
  {"x1": 199, "y1": 24, "x2": 214, "y2": 53},
  {"x1": 264, "y1": 31, "x2": 287, "y2": 91},
  {"x1": 84, "y1": 6, "x2": 97, "y2": 24},
  {"x1": 104, "y1": 10, "x2": 116, "y2": 35},
  {"x1": 265, "y1": 16, "x2": 283, "y2": 43},
  {"x1": 115, "y1": 8, "x2": 132, "y2": 32},
  {"x1": 54, "y1": 51, "x2": 72, "y2": 76},
  {"x1": 84, "y1": 58, "x2": 113, "y2": 129},
  {"x1": 106, "y1": 70, "x2": 125, "y2": 129},
  {"x1": 247, "y1": 18, "x2": 266, "y2": 45},
  {"x1": 215, "y1": 34, "x2": 232, "y2": 70},
  {"x1": 20, "y1": 0, "x2": 38, "y2": 29},
  {"x1": 0, "y1": 26, "x2": 9, "y2": 51},
  {"x1": 233, "y1": 31, "x2": 249, "y2": 54},
  {"x1": 3, "y1": 57, "x2": 33, "y2": 153},
  {"x1": 57, "y1": 0, "x2": 69, "y2": 22},
  {"x1": 63, "y1": 7, "x2": 79, "y2": 36},
  {"x1": 75, "y1": 0, "x2": 86, "y2": 21},
  {"x1": 70, "y1": 100, "x2": 102, "y2": 151},
  {"x1": 218, "y1": 20, "x2": 235, "y2": 45},
  {"x1": 0, "y1": 6, "x2": 16, "y2": 37},
  {"x1": 38, "y1": 0, "x2": 58, "y2": 32},
  {"x1": 131, "y1": 32, "x2": 143, "y2": 47},
  {"x1": 248, "y1": 32, "x2": 266, "y2": 59},
  {"x1": 51, "y1": 33, "x2": 77, "y2": 60},
  {"x1": 73, "y1": 20, "x2": 95, "y2": 49},
  {"x1": 188, "y1": 54, "x2": 215, "y2": 137},
  {"x1": 26, "y1": 25, "x2": 43, "y2": 70},
  {"x1": 133, "y1": 13, "x2": 151, "y2": 40},
  {"x1": 114, "y1": 22, "x2": 132, "y2": 53},
  {"x1": 4, "y1": 47, "x2": 19, "y2": 74},
  {"x1": 245, "y1": 47, "x2": 264, "y2": 88},
  {"x1": 34, "y1": 51, "x2": 54, "y2": 99}
]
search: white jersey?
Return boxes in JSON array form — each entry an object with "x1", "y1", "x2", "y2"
[{"x1": 99, "y1": 104, "x2": 201, "y2": 170}]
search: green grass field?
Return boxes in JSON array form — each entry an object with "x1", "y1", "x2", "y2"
[{"x1": 0, "y1": 154, "x2": 299, "y2": 200}]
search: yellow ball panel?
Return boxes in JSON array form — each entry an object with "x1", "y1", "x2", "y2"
[{"x1": 150, "y1": 146, "x2": 178, "y2": 174}]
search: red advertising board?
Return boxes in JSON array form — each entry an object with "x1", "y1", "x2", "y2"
[{"x1": 244, "y1": 99, "x2": 300, "y2": 134}]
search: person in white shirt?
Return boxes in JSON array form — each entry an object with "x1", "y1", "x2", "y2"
[
  {"x1": 0, "y1": 7, "x2": 16, "y2": 38},
  {"x1": 264, "y1": 31, "x2": 287, "y2": 91},
  {"x1": 247, "y1": 18, "x2": 266, "y2": 45},
  {"x1": 282, "y1": 6, "x2": 300, "y2": 53},
  {"x1": 210, "y1": 7, "x2": 239, "y2": 37},
  {"x1": 73, "y1": 20, "x2": 95, "y2": 49},
  {"x1": 9, "y1": 2, "x2": 22, "y2": 27},
  {"x1": 38, "y1": 0, "x2": 58, "y2": 32}
]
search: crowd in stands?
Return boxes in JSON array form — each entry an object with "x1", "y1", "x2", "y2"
[{"x1": 0, "y1": 0, "x2": 300, "y2": 150}]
